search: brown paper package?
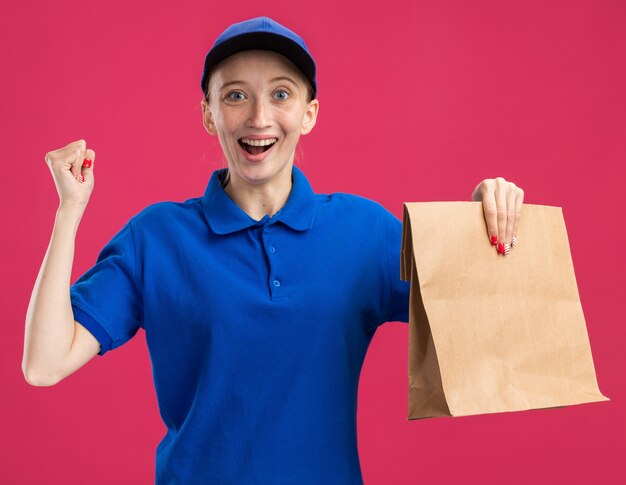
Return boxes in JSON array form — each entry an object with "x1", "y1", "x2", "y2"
[{"x1": 400, "y1": 202, "x2": 608, "y2": 419}]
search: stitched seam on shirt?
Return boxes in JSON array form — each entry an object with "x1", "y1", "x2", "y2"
[
  {"x1": 70, "y1": 301, "x2": 115, "y2": 351},
  {"x1": 129, "y1": 219, "x2": 145, "y2": 327}
]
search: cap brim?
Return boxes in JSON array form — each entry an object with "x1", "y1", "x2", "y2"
[{"x1": 201, "y1": 32, "x2": 316, "y2": 98}]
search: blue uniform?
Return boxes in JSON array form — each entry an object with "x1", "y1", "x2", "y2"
[{"x1": 70, "y1": 165, "x2": 410, "y2": 484}]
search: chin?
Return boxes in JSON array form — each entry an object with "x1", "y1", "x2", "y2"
[{"x1": 231, "y1": 164, "x2": 277, "y2": 185}]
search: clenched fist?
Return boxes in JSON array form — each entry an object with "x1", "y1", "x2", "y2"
[{"x1": 45, "y1": 139, "x2": 95, "y2": 208}]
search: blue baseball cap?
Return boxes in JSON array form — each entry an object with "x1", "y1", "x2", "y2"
[{"x1": 201, "y1": 17, "x2": 317, "y2": 99}]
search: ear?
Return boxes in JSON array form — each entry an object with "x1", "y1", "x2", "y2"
[
  {"x1": 201, "y1": 98, "x2": 217, "y2": 136},
  {"x1": 300, "y1": 98, "x2": 319, "y2": 136}
]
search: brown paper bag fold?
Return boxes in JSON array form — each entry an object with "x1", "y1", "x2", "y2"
[{"x1": 401, "y1": 202, "x2": 608, "y2": 419}]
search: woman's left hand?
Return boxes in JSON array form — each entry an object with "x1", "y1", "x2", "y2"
[{"x1": 471, "y1": 177, "x2": 524, "y2": 256}]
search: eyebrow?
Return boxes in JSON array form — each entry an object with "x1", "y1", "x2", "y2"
[
  {"x1": 218, "y1": 76, "x2": 299, "y2": 91},
  {"x1": 269, "y1": 76, "x2": 299, "y2": 86}
]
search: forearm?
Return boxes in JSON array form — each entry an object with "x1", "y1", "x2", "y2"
[{"x1": 23, "y1": 203, "x2": 85, "y2": 385}]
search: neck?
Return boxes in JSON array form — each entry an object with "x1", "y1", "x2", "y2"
[{"x1": 223, "y1": 166, "x2": 293, "y2": 221}]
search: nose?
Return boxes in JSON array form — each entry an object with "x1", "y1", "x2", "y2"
[{"x1": 246, "y1": 97, "x2": 270, "y2": 128}]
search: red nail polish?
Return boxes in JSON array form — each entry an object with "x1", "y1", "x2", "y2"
[
  {"x1": 83, "y1": 158, "x2": 92, "y2": 168},
  {"x1": 490, "y1": 235, "x2": 498, "y2": 245},
  {"x1": 497, "y1": 242, "x2": 504, "y2": 254}
]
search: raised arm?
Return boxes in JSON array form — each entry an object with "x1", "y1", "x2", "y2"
[{"x1": 22, "y1": 140, "x2": 99, "y2": 386}]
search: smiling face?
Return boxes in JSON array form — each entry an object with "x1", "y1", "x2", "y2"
[{"x1": 201, "y1": 50, "x2": 319, "y2": 189}]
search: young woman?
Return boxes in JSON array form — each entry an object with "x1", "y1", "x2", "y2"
[{"x1": 23, "y1": 17, "x2": 524, "y2": 484}]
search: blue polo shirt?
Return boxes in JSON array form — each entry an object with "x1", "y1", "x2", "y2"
[{"x1": 70, "y1": 164, "x2": 410, "y2": 484}]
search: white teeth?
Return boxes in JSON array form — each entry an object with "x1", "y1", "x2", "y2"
[{"x1": 240, "y1": 138, "x2": 277, "y2": 147}]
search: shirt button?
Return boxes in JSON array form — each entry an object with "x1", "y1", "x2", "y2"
[
  {"x1": 272, "y1": 279, "x2": 281, "y2": 287},
  {"x1": 270, "y1": 246, "x2": 276, "y2": 253}
]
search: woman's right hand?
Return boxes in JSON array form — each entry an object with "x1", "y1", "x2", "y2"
[{"x1": 45, "y1": 139, "x2": 95, "y2": 208}]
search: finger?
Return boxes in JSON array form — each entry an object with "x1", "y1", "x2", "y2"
[
  {"x1": 495, "y1": 178, "x2": 507, "y2": 255},
  {"x1": 70, "y1": 139, "x2": 86, "y2": 181},
  {"x1": 480, "y1": 184, "x2": 499, "y2": 247},
  {"x1": 504, "y1": 184, "x2": 517, "y2": 255},
  {"x1": 511, "y1": 188, "x2": 524, "y2": 248},
  {"x1": 81, "y1": 149, "x2": 95, "y2": 184}
]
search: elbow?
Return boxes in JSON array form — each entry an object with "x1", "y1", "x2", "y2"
[{"x1": 22, "y1": 366, "x2": 59, "y2": 387}]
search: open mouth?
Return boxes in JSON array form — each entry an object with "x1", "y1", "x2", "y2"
[{"x1": 238, "y1": 137, "x2": 277, "y2": 155}]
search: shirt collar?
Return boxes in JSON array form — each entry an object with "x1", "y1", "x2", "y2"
[{"x1": 201, "y1": 165, "x2": 317, "y2": 235}]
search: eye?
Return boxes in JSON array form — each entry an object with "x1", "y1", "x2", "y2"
[
  {"x1": 273, "y1": 90, "x2": 290, "y2": 101},
  {"x1": 226, "y1": 91, "x2": 245, "y2": 102}
]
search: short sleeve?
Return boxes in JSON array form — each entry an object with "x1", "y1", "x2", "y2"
[
  {"x1": 383, "y1": 210, "x2": 410, "y2": 323},
  {"x1": 70, "y1": 220, "x2": 144, "y2": 356}
]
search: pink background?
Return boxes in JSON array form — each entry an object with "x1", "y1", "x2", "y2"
[{"x1": 2, "y1": 0, "x2": 624, "y2": 483}]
